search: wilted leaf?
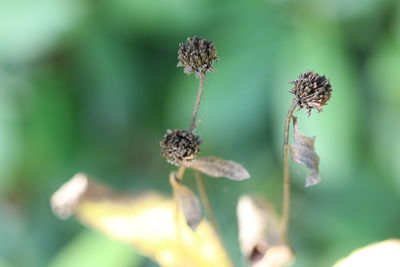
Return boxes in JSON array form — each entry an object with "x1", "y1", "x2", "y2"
[
  {"x1": 186, "y1": 156, "x2": 250, "y2": 181},
  {"x1": 333, "y1": 239, "x2": 400, "y2": 267},
  {"x1": 289, "y1": 116, "x2": 321, "y2": 187},
  {"x1": 169, "y1": 173, "x2": 202, "y2": 231},
  {"x1": 51, "y1": 173, "x2": 231, "y2": 267},
  {"x1": 237, "y1": 195, "x2": 293, "y2": 267}
]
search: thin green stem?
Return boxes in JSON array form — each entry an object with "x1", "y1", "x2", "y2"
[
  {"x1": 189, "y1": 74, "x2": 205, "y2": 132},
  {"x1": 281, "y1": 102, "x2": 296, "y2": 243}
]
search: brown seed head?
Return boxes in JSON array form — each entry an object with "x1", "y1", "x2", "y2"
[
  {"x1": 160, "y1": 129, "x2": 201, "y2": 166},
  {"x1": 290, "y1": 71, "x2": 332, "y2": 115},
  {"x1": 177, "y1": 36, "x2": 218, "y2": 77}
]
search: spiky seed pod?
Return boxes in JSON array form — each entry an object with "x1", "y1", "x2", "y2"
[
  {"x1": 177, "y1": 36, "x2": 218, "y2": 77},
  {"x1": 160, "y1": 129, "x2": 202, "y2": 166},
  {"x1": 290, "y1": 71, "x2": 332, "y2": 115}
]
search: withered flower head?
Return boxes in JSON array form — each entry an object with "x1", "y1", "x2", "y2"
[
  {"x1": 160, "y1": 129, "x2": 202, "y2": 166},
  {"x1": 177, "y1": 36, "x2": 218, "y2": 77},
  {"x1": 290, "y1": 71, "x2": 332, "y2": 115}
]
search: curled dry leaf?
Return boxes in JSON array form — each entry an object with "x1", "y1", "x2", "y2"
[
  {"x1": 186, "y1": 156, "x2": 250, "y2": 181},
  {"x1": 237, "y1": 195, "x2": 293, "y2": 267},
  {"x1": 333, "y1": 239, "x2": 400, "y2": 267},
  {"x1": 51, "y1": 173, "x2": 231, "y2": 267},
  {"x1": 289, "y1": 116, "x2": 321, "y2": 187},
  {"x1": 170, "y1": 172, "x2": 203, "y2": 231}
]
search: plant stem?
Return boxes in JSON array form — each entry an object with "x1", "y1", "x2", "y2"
[
  {"x1": 281, "y1": 102, "x2": 296, "y2": 243},
  {"x1": 170, "y1": 172, "x2": 183, "y2": 244},
  {"x1": 194, "y1": 171, "x2": 233, "y2": 266},
  {"x1": 195, "y1": 171, "x2": 218, "y2": 232},
  {"x1": 189, "y1": 74, "x2": 205, "y2": 131},
  {"x1": 176, "y1": 166, "x2": 186, "y2": 181},
  {"x1": 172, "y1": 166, "x2": 187, "y2": 246},
  {"x1": 173, "y1": 166, "x2": 186, "y2": 239}
]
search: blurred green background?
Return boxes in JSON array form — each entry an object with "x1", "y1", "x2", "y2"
[{"x1": 1, "y1": 0, "x2": 400, "y2": 266}]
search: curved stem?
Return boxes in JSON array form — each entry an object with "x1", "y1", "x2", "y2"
[
  {"x1": 281, "y1": 102, "x2": 296, "y2": 243},
  {"x1": 189, "y1": 74, "x2": 205, "y2": 132},
  {"x1": 176, "y1": 166, "x2": 186, "y2": 181}
]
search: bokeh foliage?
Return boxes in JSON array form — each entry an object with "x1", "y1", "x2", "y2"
[{"x1": 1, "y1": 0, "x2": 400, "y2": 266}]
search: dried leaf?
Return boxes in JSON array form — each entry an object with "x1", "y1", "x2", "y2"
[
  {"x1": 333, "y1": 239, "x2": 400, "y2": 267},
  {"x1": 237, "y1": 195, "x2": 293, "y2": 267},
  {"x1": 51, "y1": 173, "x2": 231, "y2": 267},
  {"x1": 186, "y1": 156, "x2": 250, "y2": 181},
  {"x1": 170, "y1": 173, "x2": 202, "y2": 231},
  {"x1": 289, "y1": 116, "x2": 321, "y2": 187}
]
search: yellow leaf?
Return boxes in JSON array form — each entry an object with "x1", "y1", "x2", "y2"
[
  {"x1": 51, "y1": 173, "x2": 232, "y2": 267},
  {"x1": 333, "y1": 239, "x2": 400, "y2": 267}
]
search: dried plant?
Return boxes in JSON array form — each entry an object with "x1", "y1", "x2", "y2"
[
  {"x1": 281, "y1": 71, "x2": 333, "y2": 242},
  {"x1": 177, "y1": 36, "x2": 218, "y2": 131},
  {"x1": 290, "y1": 71, "x2": 332, "y2": 115},
  {"x1": 50, "y1": 36, "x2": 253, "y2": 267},
  {"x1": 160, "y1": 129, "x2": 201, "y2": 166},
  {"x1": 160, "y1": 37, "x2": 250, "y2": 245}
]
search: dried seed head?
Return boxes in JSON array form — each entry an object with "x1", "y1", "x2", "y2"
[
  {"x1": 290, "y1": 71, "x2": 332, "y2": 115},
  {"x1": 177, "y1": 36, "x2": 218, "y2": 77},
  {"x1": 160, "y1": 129, "x2": 201, "y2": 166}
]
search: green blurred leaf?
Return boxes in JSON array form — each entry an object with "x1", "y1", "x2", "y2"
[
  {"x1": 49, "y1": 230, "x2": 141, "y2": 267},
  {"x1": 0, "y1": 0, "x2": 85, "y2": 63}
]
